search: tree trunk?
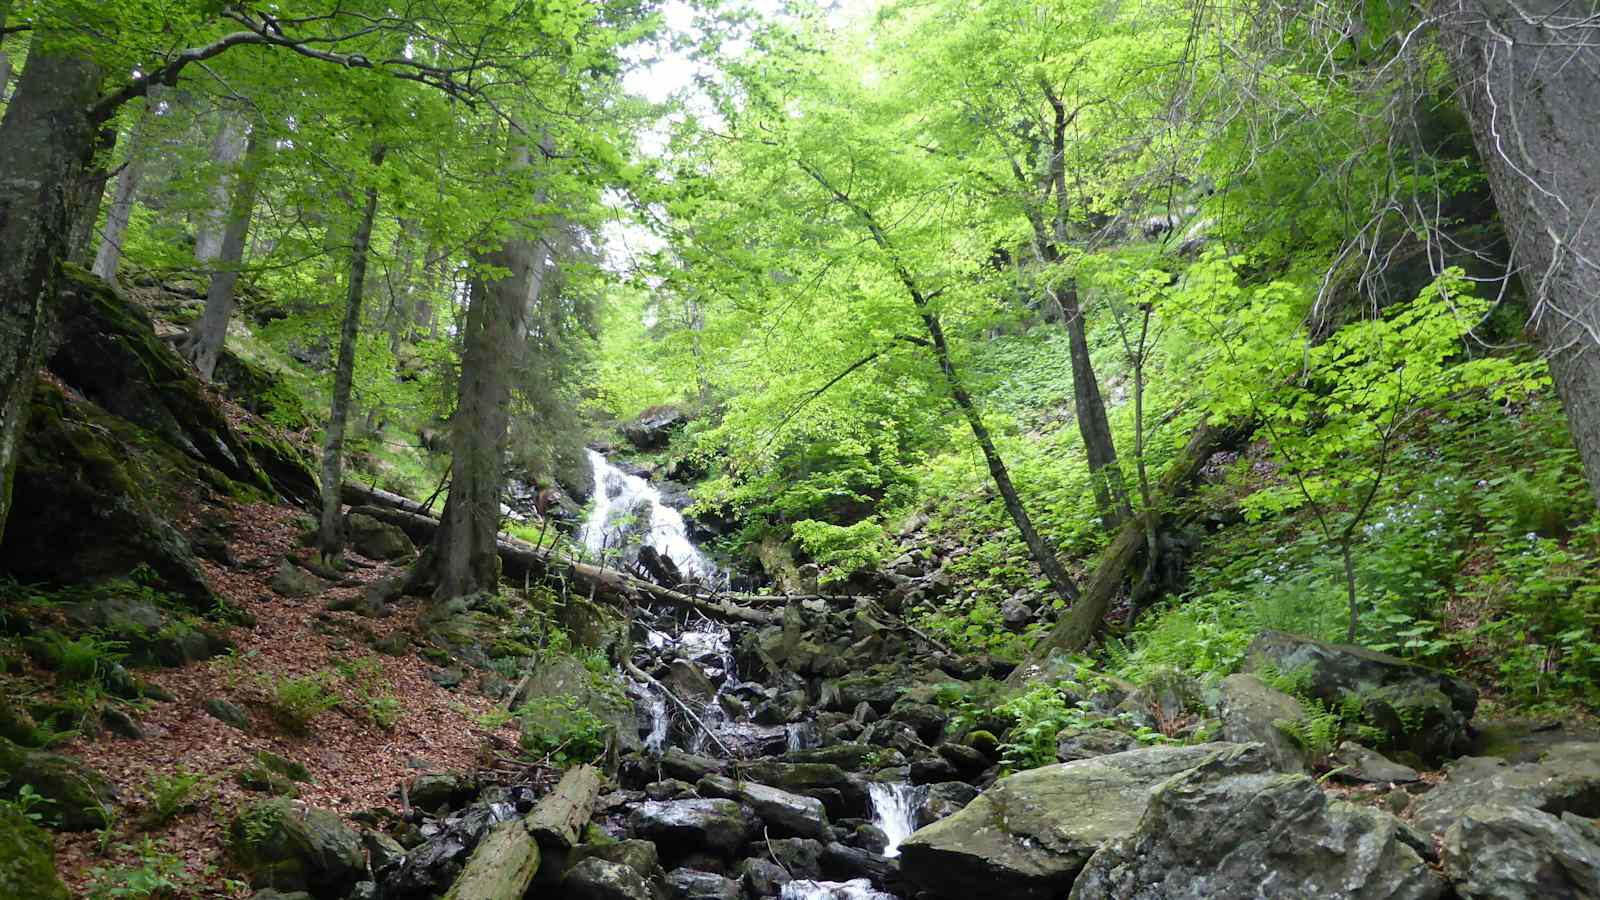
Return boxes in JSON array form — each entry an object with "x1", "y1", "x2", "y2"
[
  {"x1": 1056, "y1": 281, "x2": 1131, "y2": 527},
  {"x1": 1440, "y1": 0, "x2": 1600, "y2": 510},
  {"x1": 0, "y1": 42, "x2": 104, "y2": 542},
  {"x1": 194, "y1": 114, "x2": 247, "y2": 264},
  {"x1": 183, "y1": 124, "x2": 266, "y2": 381},
  {"x1": 67, "y1": 125, "x2": 117, "y2": 265},
  {"x1": 318, "y1": 145, "x2": 387, "y2": 561},
  {"x1": 0, "y1": 2, "x2": 13, "y2": 105},
  {"x1": 91, "y1": 92, "x2": 159, "y2": 282}
]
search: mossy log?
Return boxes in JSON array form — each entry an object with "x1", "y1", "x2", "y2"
[{"x1": 442, "y1": 764, "x2": 600, "y2": 900}]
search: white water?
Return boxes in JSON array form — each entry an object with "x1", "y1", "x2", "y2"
[
  {"x1": 641, "y1": 686, "x2": 669, "y2": 754},
  {"x1": 579, "y1": 449, "x2": 715, "y2": 582},
  {"x1": 869, "y1": 782, "x2": 928, "y2": 859},
  {"x1": 781, "y1": 879, "x2": 895, "y2": 900}
]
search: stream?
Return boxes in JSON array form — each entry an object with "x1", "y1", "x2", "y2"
[{"x1": 585, "y1": 449, "x2": 921, "y2": 899}]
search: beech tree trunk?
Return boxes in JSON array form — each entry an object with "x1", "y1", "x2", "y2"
[
  {"x1": 0, "y1": 42, "x2": 104, "y2": 542},
  {"x1": 1440, "y1": 0, "x2": 1600, "y2": 510},
  {"x1": 183, "y1": 124, "x2": 266, "y2": 381},
  {"x1": 194, "y1": 115, "x2": 247, "y2": 264},
  {"x1": 1056, "y1": 281, "x2": 1131, "y2": 528},
  {"x1": 318, "y1": 145, "x2": 387, "y2": 561},
  {"x1": 0, "y1": 2, "x2": 13, "y2": 105},
  {"x1": 67, "y1": 125, "x2": 118, "y2": 265},
  {"x1": 91, "y1": 92, "x2": 160, "y2": 282}
]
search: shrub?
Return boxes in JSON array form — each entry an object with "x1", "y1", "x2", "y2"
[
  {"x1": 86, "y1": 837, "x2": 200, "y2": 899},
  {"x1": 790, "y1": 519, "x2": 889, "y2": 585},
  {"x1": 517, "y1": 696, "x2": 611, "y2": 766},
  {"x1": 265, "y1": 673, "x2": 340, "y2": 734},
  {"x1": 139, "y1": 769, "x2": 205, "y2": 829}
]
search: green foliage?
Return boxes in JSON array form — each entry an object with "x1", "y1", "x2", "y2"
[
  {"x1": 991, "y1": 683, "x2": 1167, "y2": 772},
  {"x1": 0, "y1": 785, "x2": 56, "y2": 825},
  {"x1": 790, "y1": 519, "x2": 889, "y2": 585},
  {"x1": 138, "y1": 769, "x2": 206, "y2": 829},
  {"x1": 516, "y1": 696, "x2": 610, "y2": 766},
  {"x1": 86, "y1": 838, "x2": 201, "y2": 900},
  {"x1": 262, "y1": 672, "x2": 340, "y2": 735}
]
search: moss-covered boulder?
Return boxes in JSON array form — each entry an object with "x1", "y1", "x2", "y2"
[
  {"x1": 65, "y1": 596, "x2": 230, "y2": 667},
  {"x1": 0, "y1": 805, "x2": 70, "y2": 900},
  {"x1": 228, "y1": 799, "x2": 364, "y2": 898},
  {"x1": 0, "y1": 737, "x2": 117, "y2": 831}
]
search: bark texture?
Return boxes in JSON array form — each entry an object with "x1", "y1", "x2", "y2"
[
  {"x1": 0, "y1": 43, "x2": 104, "y2": 541},
  {"x1": 91, "y1": 94, "x2": 159, "y2": 282},
  {"x1": 318, "y1": 146, "x2": 386, "y2": 560},
  {"x1": 183, "y1": 124, "x2": 265, "y2": 381},
  {"x1": 1440, "y1": 0, "x2": 1600, "y2": 509}
]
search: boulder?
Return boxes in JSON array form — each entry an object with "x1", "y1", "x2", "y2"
[
  {"x1": 737, "y1": 762, "x2": 870, "y2": 817},
  {"x1": 1068, "y1": 753, "x2": 1444, "y2": 899},
  {"x1": 1055, "y1": 727, "x2": 1139, "y2": 762},
  {"x1": 767, "y1": 837, "x2": 826, "y2": 878},
  {"x1": 517, "y1": 654, "x2": 638, "y2": 753},
  {"x1": 205, "y1": 698, "x2": 253, "y2": 731},
  {"x1": 736, "y1": 858, "x2": 790, "y2": 896},
  {"x1": 270, "y1": 561, "x2": 329, "y2": 598},
  {"x1": 658, "y1": 750, "x2": 725, "y2": 784},
  {"x1": 0, "y1": 805, "x2": 70, "y2": 900},
  {"x1": 1214, "y1": 673, "x2": 1307, "y2": 772},
  {"x1": 897, "y1": 743, "x2": 1255, "y2": 900},
  {"x1": 1331, "y1": 742, "x2": 1420, "y2": 784},
  {"x1": 65, "y1": 596, "x2": 229, "y2": 667},
  {"x1": 408, "y1": 772, "x2": 477, "y2": 813},
  {"x1": 1442, "y1": 805, "x2": 1600, "y2": 899},
  {"x1": 661, "y1": 659, "x2": 716, "y2": 702},
  {"x1": 568, "y1": 838, "x2": 664, "y2": 882},
  {"x1": 345, "y1": 512, "x2": 415, "y2": 561},
  {"x1": 917, "y1": 782, "x2": 981, "y2": 829},
  {"x1": 228, "y1": 799, "x2": 364, "y2": 898},
  {"x1": 1243, "y1": 630, "x2": 1477, "y2": 760},
  {"x1": 564, "y1": 857, "x2": 656, "y2": 900},
  {"x1": 663, "y1": 868, "x2": 739, "y2": 900},
  {"x1": 1409, "y1": 743, "x2": 1600, "y2": 837},
  {"x1": 697, "y1": 774, "x2": 831, "y2": 840},
  {"x1": 622, "y1": 406, "x2": 688, "y2": 451},
  {"x1": 0, "y1": 737, "x2": 117, "y2": 831},
  {"x1": 820, "y1": 841, "x2": 899, "y2": 887},
  {"x1": 627, "y1": 799, "x2": 756, "y2": 857}
]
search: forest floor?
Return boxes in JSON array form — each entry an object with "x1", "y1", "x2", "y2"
[{"x1": 49, "y1": 501, "x2": 520, "y2": 896}]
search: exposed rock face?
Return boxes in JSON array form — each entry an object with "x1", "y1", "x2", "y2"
[
  {"x1": 0, "y1": 805, "x2": 70, "y2": 900},
  {"x1": 897, "y1": 743, "x2": 1256, "y2": 900},
  {"x1": 1243, "y1": 630, "x2": 1478, "y2": 760},
  {"x1": 622, "y1": 405, "x2": 688, "y2": 451},
  {"x1": 0, "y1": 737, "x2": 117, "y2": 831},
  {"x1": 1442, "y1": 805, "x2": 1600, "y2": 899},
  {"x1": 1214, "y1": 673, "x2": 1307, "y2": 772},
  {"x1": 1068, "y1": 753, "x2": 1444, "y2": 899},
  {"x1": 228, "y1": 800, "x2": 364, "y2": 898},
  {"x1": 1332, "y1": 742, "x2": 1420, "y2": 784},
  {"x1": 697, "y1": 773, "x2": 831, "y2": 840},
  {"x1": 626, "y1": 799, "x2": 756, "y2": 857},
  {"x1": 1408, "y1": 743, "x2": 1600, "y2": 837}
]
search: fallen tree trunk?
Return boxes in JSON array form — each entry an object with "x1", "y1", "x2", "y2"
[
  {"x1": 346, "y1": 496, "x2": 782, "y2": 626},
  {"x1": 443, "y1": 764, "x2": 600, "y2": 900},
  {"x1": 1010, "y1": 419, "x2": 1249, "y2": 685}
]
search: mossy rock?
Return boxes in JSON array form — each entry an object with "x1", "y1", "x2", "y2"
[
  {"x1": 236, "y1": 767, "x2": 299, "y2": 798},
  {"x1": 0, "y1": 805, "x2": 70, "y2": 900},
  {"x1": 0, "y1": 696, "x2": 41, "y2": 747},
  {"x1": 228, "y1": 799, "x2": 363, "y2": 898},
  {"x1": 254, "y1": 751, "x2": 312, "y2": 784},
  {"x1": 0, "y1": 737, "x2": 117, "y2": 831},
  {"x1": 65, "y1": 596, "x2": 230, "y2": 667}
]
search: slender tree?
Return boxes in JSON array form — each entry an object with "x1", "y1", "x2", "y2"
[
  {"x1": 91, "y1": 91, "x2": 160, "y2": 282},
  {"x1": 183, "y1": 121, "x2": 267, "y2": 380}
]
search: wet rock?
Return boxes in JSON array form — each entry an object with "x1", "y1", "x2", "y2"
[
  {"x1": 821, "y1": 841, "x2": 898, "y2": 888},
  {"x1": 738, "y1": 762, "x2": 870, "y2": 818},
  {"x1": 768, "y1": 837, "x2": 826, "y2": 878},
  {"x1": 1214, "y1": 673, "x2": 1307, "y2": 772},
  {"x1": 935, "y1": 742, "x2": 989, "y2": 778},
  {"x1": 787, "y1": 743, "x2": 875, "y2": 771},
  {"x1": 0, "y1": 804, "x2": 70, "y2": 899},
  {"x1": 661, "y1": 659, "x2": 716, "y2": 702},
  {"x1": 1441, "y1": 804, "x2": 1600, "y2": 899},
  {"x1": 737, "y1": 858, "x2": 791, "y2": 896},
  {"x1": 379, "y1": 800, "x2": 518, "y2": 896},
  {"x1": 228, "y1": 799, "x2": 364, "y2": 898},
  {"x1": 1331, "y1": 742, "x2": 1420, "y2": 784},
  {"x1": 1055, "y1": 727, "x2": 1138, "y2": 762},
  {"x1": 271, "y1": 560, "x2": 330, "y2": 598},
  {"x1": 1068, "y1": 753, "x2": 1444, "y2": 899},
  {"x1": 887, "y1": 701, "x2": 947, "y2": 745},
  {"x1": 360, "y1": 829, "x2": 406, "y2": 872},
  {"x1": 1409, "y1": 743, "x2": 1600, "y2": 837},
  {"x1": 697, "y1": 774, "x2": 831, "y2": 840},
  {"x1": 0, "y1": 737, "x2": 117, "y2": 830},
  {"x1": 852, "y1": 823, "x2": 890, "y2": 854},
  {"x1": 1244, "y1": 630, "x2": 1477, "y2": 761},
  {"x1": 565, "y1": 857, "x2": 656, "y2": 900},
  {"x1": 345, "y1": 512, "x2": 415, "y2": 561},
  {"x1": 917, "y1": 782, "x2": 981, "y2": 828},
  {"x1": 627, "y1": 799, "x2": 756, "y2": 857},
  {"x1": 664, "y1": 868, "x2": 739, "y2": 900},
  {"x1": 909, "y1": 756, "x2": 959, "y2": 785},
  {"x1": 646, "y1": 780, "x2": 696, "y2": 801},
  {"x1": 899, "y1": 743, "x2": 1257, "y2": 900},
  {"x1": 660, "y1": 750, "x2": 726, "y2": 783},
  {"x1": 409, "y1": 772, "x2": 477, "y2": 813},
  {"x1": 569, "y1": 838, "x2": 665, "y2": 881},
  {"x1": 623, "y1": 406, "x2": 689, "y2": 451}
]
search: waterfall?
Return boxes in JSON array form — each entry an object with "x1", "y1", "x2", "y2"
[
  {"x1": 869, "y1": 782, "x2": 928, "y2": 858},
  {"x1": 780, "y1": 879, "x2": 895, "y2": 900},
  {"x1": 641, "y1": 686, "x2": 669, "y2": 754},
  {"x1": 579, "y1": 448, "x2": 716, "y2": 582}
]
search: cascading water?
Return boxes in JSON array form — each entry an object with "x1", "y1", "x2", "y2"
[
  {"x1": 780, "y1": 879, "x2": 896, "y2": 900},
  {"x1": 869, "y1": 782, "x2": 929, "y2": 859},
  {"x1": 579, "y1": 448, "x2": 716, "y2": 583}
]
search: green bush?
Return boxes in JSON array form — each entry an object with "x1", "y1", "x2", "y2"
[
  {"x1": 790, "y1": 519, "x2": 890, "y2": 585},
  {"x1": 139, "y1": 769, "x2": 205, "y2": 829},
  {"x1": 86, "y1": 837, "x2": 203, "y2": 899},
  {"x1": 264, "y1": 673, "x2": 340, "y2": 735},
  {"x1": 517, "y1": 696, "x2": 610, "y2": 766}
]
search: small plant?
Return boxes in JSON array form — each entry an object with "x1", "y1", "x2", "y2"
[
  {"x1": 366, "y1": 693, "x2": 402, "y2": 730},
  {"x1": 57, "y1": 634, "x2": 129, "y2": 685},
  {"x1": 0, "y1": 783, "x2": 57, "y2": 824},
  {"x1": 264, "y1": 672, "x2": 340, "y2": 734},
  {"x1": 517, "y1": 695, "x2": 611, "y2": 766},
  {"x1": 139, "y1": 768, "x2": 206, "y2": 829},
  {"x1": 87, "y1": 837, "x2": 200, "y2": 899}
]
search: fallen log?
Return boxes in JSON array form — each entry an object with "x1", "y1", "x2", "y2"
[
  {"x1": 342, "y1": 482, "x2": 438, "y2": 517},
  {"x1": 1010, "y1": 419, "x2": 1250, "y2": 685},
  {"x1": 443, "y1": 764, "x2": 601, "y2": 900},
  {"x1": 346, "y1": 498, "x2": 782, "y2": 627}
]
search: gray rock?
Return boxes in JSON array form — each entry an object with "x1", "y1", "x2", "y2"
[
  {"x1": 565, "y1": 857, "x2": 656, "y2": 900},
  {"x1": 697, "y1": 774, "x2": 830, "y2": 840},
  {"x1": 768, "y1": 837, "x2": 826, "y2": 878},
  {"x1": 661, "y1": 659, "x2": 716, "y2": 702},
  {"x1": 270, "y1": 560, "x2": 330, "y2": 598},
  {"x1": 627, "y1": 799, "x2": 756, "y2": 856},
  {"x1": 898, "y1": 743, "x2": 1257, "y2": 900},
  {"x1": 1068, "y1": 755, "x2": 1444, "y2": 899},
  {"x1": 659, "y1": 750, "x2": 725, "y2": 783},
  {"x1": 345, "y1": 512, "x2": 415, "y2": 561},
  {"x1": 1214, "y1": 673, "x2": 1307, "y2": 772},
  {"x1": 1332, "y1": 742, "x2": 1420, "y2": 784},
  {"x1": 738, "y1": 762, "x2": 870, "y2": 817},
  {"x1": 935, "y1": 742, "x2": 989, "y2": 777},
  {"x1": 623, "y1": 406, "x2": 688, "y2": 451},
  {"x1": 228, "y1": 799, "x2": 364, "y2": 898},
  {"x1": 1409, "y1": 742, "x2": 1600, "y2": 837},
  {"x1": 204, "y1": 698, "x2": 252, "y2": 731},
  {"x1": 1442, "y1": 804, "x2": 1600, "y2": 899},
  {"x1": 664, "y1": 868, "x2": 739, "y2": 900},
  {"x1": 646, "y1": 779, "x2": 695, "y2": 801},
  {"x1": 887, "y1": 701, "x2": 947, "y2": 745},
  {"x1": 1243, "y1": 630, "x2": 1477, "y2": 761},
  {"x1": 1055, "y1": 727, "x2": 1138, "y2": 762},
  {"x1": 736, "y1": 858, "x2": 790, "y2": 896},
  {"x1": 917, "y1": 782, "x2": 981, "y2": 828},
  {"x1": 359, "y1": 829, "x2": 405, "y2": 871},
  {"x1": 569, "y1": 838, "x2": 664, "y2": 881},
  {"x1": 0, "y1": 738, "x2": 117, "y2": 831},
  {"x1": 409, "y1": 772, "x2": 475, "y2": 813},
  {"x1": 785, "y1": 879, "x2": 897, "y2": 900}
]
